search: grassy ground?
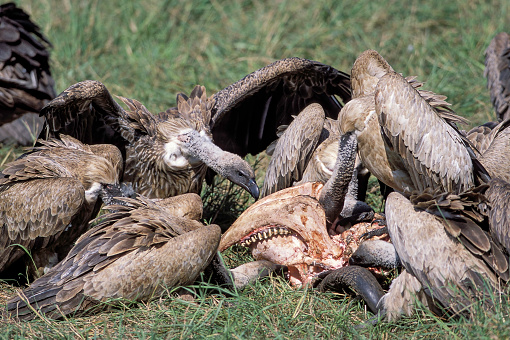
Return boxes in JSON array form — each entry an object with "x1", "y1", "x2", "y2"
[{"x1": 1, "y1": 0, "x2": 509, "y2": 338}]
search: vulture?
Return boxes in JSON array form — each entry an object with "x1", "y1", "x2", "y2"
[
  {"x1": 0, "y1": 3, "x2": 55, "y2": 145},
  {"x1": 484, "y1": 32, "x2": 510, "y2": 121},
  {"x1": 7, "y1": 194, "x2": 222, "y2": 320},
  {"x1": 211, "y1": 58, "x2": 362, "y2": 201},
  {"x1": 39, "y1": 82, "x2": 259, "y2": 199},
  {"x1": 39, "y1": 57, "x2": 352, "y2": 199},
  {"x1": 338, "y1": 49, "x2": 488, "y2": 194},
  {"x1": 379, "y1": 180, "x2": 510, "y2": 321},
  {"x1": 0, "y1": 135, "x2": 123, "y2": 279},
  {"x1": 210, "y1": 57, "x2": 369, "y2": 209}
]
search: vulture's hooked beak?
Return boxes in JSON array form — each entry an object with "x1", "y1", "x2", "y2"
[{"x1": 246, "y1": 178, "x2": 260, "y2": 200}]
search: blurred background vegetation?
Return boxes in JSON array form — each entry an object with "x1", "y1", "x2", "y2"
[
  {"x1": 20, "y1": 0, "x2": 507, "y2": 123},
  {"x1": 1, "y1": 0, "x2": 509, "y2": 338}
]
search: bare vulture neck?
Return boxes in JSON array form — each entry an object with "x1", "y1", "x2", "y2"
[
  {"x1": 178, "y1": 129, "x2": 259, "y2": 199},
  {"x1": 319, "y1": 132, "x2": 358, "y2": 224},
  {"x1": 178, "y1": 129, "x2": 233, "y2": 170}
]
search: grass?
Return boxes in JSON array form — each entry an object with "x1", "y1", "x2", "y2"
[{"x1": 1, "y1": 0, "x2": 509, "y2": 338}]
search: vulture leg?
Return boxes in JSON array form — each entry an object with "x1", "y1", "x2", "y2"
[{"x1": 200, "y1": 252, "x2": 235, "y2": 292}]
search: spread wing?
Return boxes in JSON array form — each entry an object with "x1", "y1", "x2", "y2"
[
  {"x1": 376, "y1": 71, "x2": 478, "y2": 194},
  {"x1": 0, "y1": 3, "x2": 56, "y2": 122},
  {"x1": 484, "y1": 32, "x2": 510, "y2": 121},
  {"x1": 386, "y1": 191, "x2": 507, "y2": 314},
  {"x1": 261, "y1": 103, "x2": 326, "y2": 197},
  {"x1": 38, "y1": 80, "x2": 127, "y2": 152},
  {"x1": 7, "y1": 198, "x2": 221, "y2": 320},
  {"x1": 210, "y1": 57, "x2": 351, "y2": 157}
]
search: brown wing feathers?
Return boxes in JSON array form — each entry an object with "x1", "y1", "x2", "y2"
[
  {"x1": 0, "y1": 3, "x2": 56, "y2": 122},
  {"x1": 210, "y1": 57, "x2": 351, "y2": 157},
  {"x1": 409, "y1": 187, "x2": 509, "y2": 281},
  {"x1": 261, "y1": 103, "x2": 326, "y2": 197},
  {"x1": 7, "y1": 195, "x2": 218, "y2": 320}
]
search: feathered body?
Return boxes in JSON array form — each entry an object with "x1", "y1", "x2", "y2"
[
  {"x1": 339, "y1": 50, "x2": 486, "y2": 194},
  {"x1": 380, "y1": 184, "x2": 510, "y2": 320},
  {"x1": 7, "y1": 194, "x2": 220, "y2": 320},
  {"x1": 0, "y1": 135, "x2": 122, "y2": 278},
  {"x1": 121, "y1": 89, "x2": 212, "y2": 198}
]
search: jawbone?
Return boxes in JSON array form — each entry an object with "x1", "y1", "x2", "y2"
[{"x1": 220, "y1": 182, "x2": 386, "y2": 286}]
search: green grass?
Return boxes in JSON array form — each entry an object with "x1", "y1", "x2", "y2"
[
  {"x1": 17, "y1": 0, "x2": 507, "y2": 126},
  {"x1": 1, "y1": 0, "x2": 509, "y2": 338}
]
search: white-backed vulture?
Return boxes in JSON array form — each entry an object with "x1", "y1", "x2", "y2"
[
  {"x1": 213, "y1": 57, "x2": 372, "y2": 205},
  {"x1": 0, "y1": 135, "x2": 123, "y2": 279},
  {"x1": 379, "y1": 183, "x2": 509, "y2": 321},
  {"x1": 0, "y1": 3, "x2": 56, "y2": 145},
  {"x1": 188, "y1": 57, "x2": 355, "y2": 198},
  {"x1": 37, "y1": 58, "x2": 350, "y2": 201},
  {"x1": 339, "y1": 49, "x2": 487, "y2": 194},
  {"x1": 260, "y1": 103, "x2": 371, "y2": 213},
  {"x1": 6, "y1": 194, "x2": 221, "y2": 320}
]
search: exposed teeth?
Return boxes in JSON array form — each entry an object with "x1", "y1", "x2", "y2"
[{"x1": 239, "y1": 226, "x2": 293, "y2": 247}]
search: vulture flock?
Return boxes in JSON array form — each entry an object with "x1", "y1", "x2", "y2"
[{"x1": 1, "y1": 2, "x2": 510, "y2": 325}]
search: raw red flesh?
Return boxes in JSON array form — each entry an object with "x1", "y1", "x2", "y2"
[{"x1": 244, "y1": 216, "x2": 387, "y2": 286}]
